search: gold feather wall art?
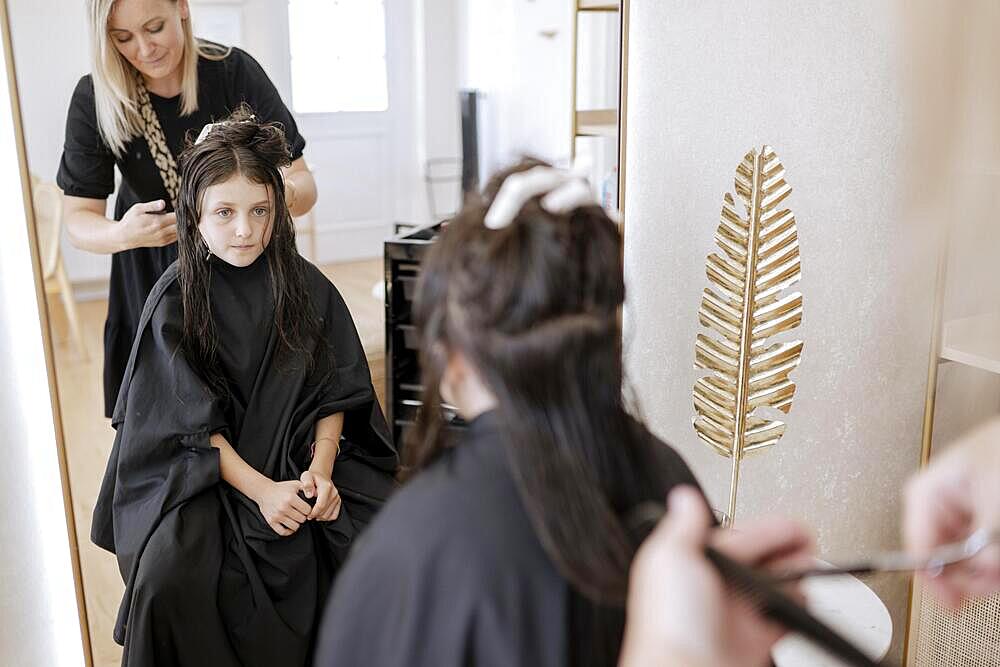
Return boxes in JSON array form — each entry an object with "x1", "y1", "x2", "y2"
[{"x1": 693, "y1": 145, "x2": 803, "y2": 527}]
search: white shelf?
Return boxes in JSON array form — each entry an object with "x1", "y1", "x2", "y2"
[{"x1": 940, "y1": 313, "x2": 1000, "y2": 375}]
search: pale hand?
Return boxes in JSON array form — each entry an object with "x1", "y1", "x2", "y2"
[
  {"x1": 619, "y1": 487, "x2": 814, "y2": 667},
  {"x1": 301, "y1": 470, "x2": 342, "y2": 522},
  {"x1": 903, "y1": 416, "x2": 1000, "y2": 607},
  {"x1": 257, "y1": 480, "x2": 311, "y2": 537},
  {"x1": 117, "y1": 199, "x2": 177, "y2": 250}
]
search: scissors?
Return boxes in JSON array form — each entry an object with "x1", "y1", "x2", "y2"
[{"x1": 773, "y1": 528, "x2": 1000, "y2": 583}]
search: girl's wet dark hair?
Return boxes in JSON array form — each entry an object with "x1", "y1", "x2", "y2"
[
  {"x1": 410, "y1": 159, "x2": 660, "y2": 605},
  {"x1": 175, "y1": 106, "x2": 321, "y2": 393}
]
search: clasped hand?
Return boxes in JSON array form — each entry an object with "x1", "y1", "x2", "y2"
[{"x1": 256, "y1": 470, "x2": 342, "y2": 536}]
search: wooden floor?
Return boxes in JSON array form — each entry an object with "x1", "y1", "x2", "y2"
[{"x1": 46, "y1": 259, "x2": 384, "y2": 667}]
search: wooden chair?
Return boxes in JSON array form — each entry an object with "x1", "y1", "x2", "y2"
[{"x1": 31, "y1": 176, "x2": 88, "y2": 360}]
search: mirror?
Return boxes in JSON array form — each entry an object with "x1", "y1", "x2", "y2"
[{"x1": 5, "y1": 1, "x2": 625, "y2": 663}]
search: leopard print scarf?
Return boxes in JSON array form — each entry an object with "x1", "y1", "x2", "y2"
[{"x1": 134, "y1": 74, "x2": 181, "y2": 207}]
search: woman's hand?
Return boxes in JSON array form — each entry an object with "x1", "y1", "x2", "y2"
[
  {"x1": 256, "y1": 480, "x2": 312, "y2": 536},
  {"x1": 301, "y1": 470, "x2": 342, "y2": 522},
  {"x1": 117, "y1": 199, "x2": 177, "y2": 250},
  {"x1": 904, "y1": 416, "x2": 1000, "y2": 607},
  {"x1": 620, "y1": 487, "x2": 814, "y2": 667}
]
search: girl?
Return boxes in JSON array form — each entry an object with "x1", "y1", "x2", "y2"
[
  {"x1": 91, "y1": 112, "x2": 396, "y2": 667},
  {"x1": 315, "y1": 162, "x2": 705, "y2": 666},
  {"x1": 58, "y1": 0, "x2": 317, "y2": 419}
]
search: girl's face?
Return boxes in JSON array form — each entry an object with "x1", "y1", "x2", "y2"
[
  {"x1": 108, "y1": 0, "x2": 189, "y2": 85},
  {"x1": 198, "y1": 173, "x2": 274, "y2": 267}
]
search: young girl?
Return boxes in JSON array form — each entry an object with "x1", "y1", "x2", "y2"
[
  {"x1": 91, "y1": 111, "x2": 397, "y2": 667},
  {"x1": 315, "y1": 162, "x2": 706, "y2": 666}
]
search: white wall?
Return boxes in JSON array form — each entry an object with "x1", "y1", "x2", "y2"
[
  {"x1": 8, "y1": 0, "x2": 426, "y2": 286},
  {"x1": 461, "y1": 0, "x2": 573, "y2": 172},
  {"x1": 7, "y1": 0, "x2": 292, "y2": 286},
  {"x1": 623, "y1": 2, "x2": 934, "y2": 661},
  {"x1": 409, "y1": 0, "x2": 462, "y2": 224},
  {"x1": 8, "y1": 0, "x2": 586, "y2": 287},
  {"x1": 9, "y1": 0, "x2": 109, "y2": 286}
]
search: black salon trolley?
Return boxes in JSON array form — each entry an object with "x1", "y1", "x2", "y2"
[{"x1": 384, "y1": 223, "x2": 466, "y2": 454}]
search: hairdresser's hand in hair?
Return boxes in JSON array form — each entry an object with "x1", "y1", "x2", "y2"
[
  {"x1": 619, "y1": 487, "x2": 814, "y2": 667},
  {"x1": 116, "y1": 199, "x2": 177, "y2": 250},
  {"x1": 256, "y1": 480, "x2": 312, "y2": 537},
  {"x1": 301, "y1": 470, "x2": 342, "y2": 522},
  {"x1": 904, "y1": 416, "x2": 1000, "y2": 608}
]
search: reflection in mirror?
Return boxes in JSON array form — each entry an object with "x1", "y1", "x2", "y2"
[
  {"x1": 573, "y1": 5, "x2": 621, "y2": 211},
  {"x1": 7, "y1": 1, "x2": 624, "y2": 664}
]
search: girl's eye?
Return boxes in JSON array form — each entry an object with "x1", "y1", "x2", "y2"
[
  {"x1": 253, "y1": 207, "x2": 269, "y2": 217},
  {"x1": 113, "y1": 34, "x2": 131, "y2": 44},
  {"x1": 216, "y1": 208, "x2": 232, "y2": 219},
  {"x1": 148, "y1": 23, "x2": 164, "y2": 34}
]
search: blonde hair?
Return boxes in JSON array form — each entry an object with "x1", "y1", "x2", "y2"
[{"x1": 88, "y1": 0, "x2": 230, "y2": 157}]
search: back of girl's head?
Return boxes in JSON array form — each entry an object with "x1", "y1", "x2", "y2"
[
  {"x1": 412, "y1": 160, "x2": 645, "y2": 604},
  {"x1": 175, "y1": 108, "x2": 319, "y2": 391},
  {"x1": 421, "y1": 160, "x2": 624, "y2": 346},
  {"x1": 414, "y1": 161, "x2": 625, "y2": 434}
]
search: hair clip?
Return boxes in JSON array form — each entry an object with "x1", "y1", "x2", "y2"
[
  {"x1": 484, "y1": 162, "x2": 597, "y2": 230},
  {"x1": 194, "y1": 115, "x2": 258, "y2": 145}
]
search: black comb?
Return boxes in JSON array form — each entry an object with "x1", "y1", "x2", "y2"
[{"x1": 704, "y1": 545, "x2": 886, "y2": 666}]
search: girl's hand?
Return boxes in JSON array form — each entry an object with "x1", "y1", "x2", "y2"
[
  {"x1": 301, "y1": 470, "x2": 342, "y2": 522},
  {"x1": 256, "y1": 480, "x2": 311, "y2": 536},
  {"x1": 117, "y1": 199, "x2": 177, "y2": 250}
]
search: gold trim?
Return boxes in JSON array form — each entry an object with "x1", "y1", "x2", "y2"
[
  {"x1": 570, "y1": 0, "x2": 579, "y2": 160},
  {"x1": 578, "y1": 0, "x2": 620, "y2": 11},
  {"x1": 903, "y1": 221, "x2": 952, "y2": 665},
  {"x1": 617, "y1": 0, "x2": 629, "y2": 222},
  {"x1": 903, "y1": 575, "x2": 923, "y2": 666},
  {"x1": 0, "y1": 1, "x2": 93, "y2": 664},
  {"x1": 919, "y1": 242, "x2": 949, "y2": 467}
]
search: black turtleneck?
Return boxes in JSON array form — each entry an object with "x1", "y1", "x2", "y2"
[{"x1": 209, "y1": 252, "x2": 273, "y2": 408}]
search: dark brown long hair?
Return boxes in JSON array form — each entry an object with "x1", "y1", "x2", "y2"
[
  {"x1": 410, "y1": 160, "x2": 658, "y2": 605},
  {"x1": 175, "y1": 107, "x2": 320, "y2": 394}
]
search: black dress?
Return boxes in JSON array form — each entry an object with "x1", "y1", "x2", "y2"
[
  {"x1": 91, "y1": 255, "x2": 398, "y2": 667},
  {"x1": 315, "y1": 411, "x2": 704, "y2": 667},
  {"x1": 57, "y1": 44, "x2": 305, "y2": 417}
]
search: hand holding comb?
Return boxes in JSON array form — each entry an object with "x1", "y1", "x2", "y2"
[{"x1": 627, "y1": 501, "x2": 891, "y2": 667}]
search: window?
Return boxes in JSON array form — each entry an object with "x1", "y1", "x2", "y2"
[{"x1": 288, "y1": 0, "x2": 389, "y2": 113}]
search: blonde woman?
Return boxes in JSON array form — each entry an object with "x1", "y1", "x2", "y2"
[{"x1": 58, "y1": 0, "x2": 316, "y2": 418}]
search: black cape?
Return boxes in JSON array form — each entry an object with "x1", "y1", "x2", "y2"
[
  {"x1": 315, "y1": 411, "x2": 703, "y2": 667},
  {"x1": 92, "y1": 254, "x2": 398, "y2": 667}
]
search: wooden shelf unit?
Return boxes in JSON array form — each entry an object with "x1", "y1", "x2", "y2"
[
  {"x1": 570, "y1": 0, "x2": 628, "y2": 216},
  {"x1": 578, "y1": 1, "x2": 619, "y2": 11},
  {"x1": 575, "y1": 109, "x2": 617, "y2": 138}
]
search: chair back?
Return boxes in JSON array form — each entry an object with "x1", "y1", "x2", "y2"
[{"x1": 30, "y1": 175, "x2": 63, "y2": 279}]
